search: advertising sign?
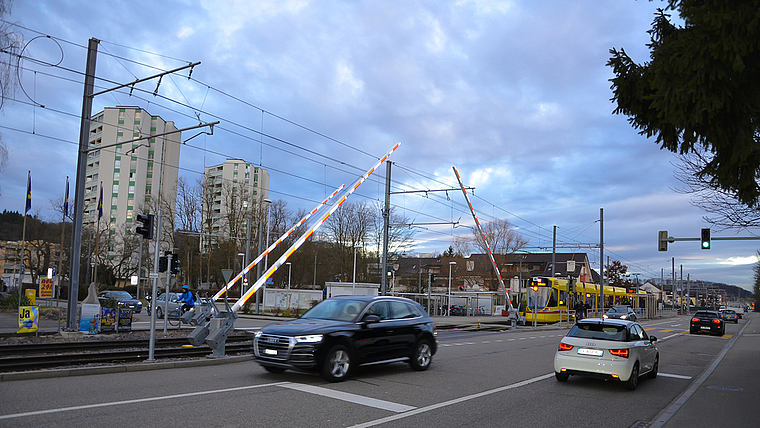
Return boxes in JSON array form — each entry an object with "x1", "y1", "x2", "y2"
[
  {"x1": 18, "y1": 306, "x2": 39, "y2": 333},
  {"x1": 117, "y1": 308, "x2": 132, "y2": 332},
  {"x1": 80, "y1": 303, "x2": 101, "y2": 334},
  {"x1": 101, "y1": 307, "x2": 117, "y2": 333},
  {"x1": 39, "y1": 278, "x2": 54, "y2": 298},
  {"x1": 25, "y1": 289, "x2": 36, "y2": 305}
]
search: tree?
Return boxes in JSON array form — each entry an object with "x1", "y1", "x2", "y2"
[
  {"x1": 674, "y1": 151, "x2": 760, "y2": 229},
  {"x1": 469, "y1": 218, "x2": 527, "y2": 256},
  {"x1": 753, "y1": 252, "x2": 760, "y2": 312},
  {"x1": 0, "y1": 0, "x2": 21, "y2": 199},
  {"x1": 608, "y1": 0, "x2": 760, "y2": 207},
  {"x1": 605, "y1": 260, "x2": 634, "y2": 289}
]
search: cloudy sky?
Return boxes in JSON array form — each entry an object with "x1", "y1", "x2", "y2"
[{"x1": 1, "y1": 1, "x2": 756, "y2": 291}]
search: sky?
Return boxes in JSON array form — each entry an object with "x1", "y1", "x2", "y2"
[{"x1": 0, "y1": 1, "x2": 757, "y2": 292}]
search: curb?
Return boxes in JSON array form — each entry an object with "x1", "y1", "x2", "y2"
[{"x1": 0, "y1": 354, "x2": 251, "y2": 382}]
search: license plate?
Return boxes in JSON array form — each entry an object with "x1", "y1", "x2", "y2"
[
  {"x1": 264, "y1": 349, "x2": 278, "y2": 355},
  {"x1": 577, "y1": 348, "x2": 603, "y2": 356},
  {"x1": 701, "y1": 326, "x2": 711, "y2": 330}
]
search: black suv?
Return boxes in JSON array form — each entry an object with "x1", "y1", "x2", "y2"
[{"x1": 253, "y1": 295, "x2": 437, "y2": 382}]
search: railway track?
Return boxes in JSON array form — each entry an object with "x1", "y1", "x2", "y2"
[{"x1": 0, "y1": 335, "x2": 252, "y2": 373}]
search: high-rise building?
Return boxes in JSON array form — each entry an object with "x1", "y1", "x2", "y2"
[
  {"x1": 202, "y1": 159, "x2": 270, "y2": 246},
  {"x1": 84, "y1": 106, "x2": 180, "y2": 252}
]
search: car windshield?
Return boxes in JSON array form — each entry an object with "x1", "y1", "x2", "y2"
[
  {"x1": 696, "y1": 311, "x2": 719, "y2": 319},
  {"x1": 723, "y1": 310, "x2": 736, "y2": 314},
  {"x1": 110, "y1": 291, "x2": 133, "y2": 299},
  {"x1": 608, "y1": 306, "x2": 629, "y2": 313},
  {"x1": 301, "y1": 299, "x2": 370, "y2": 322},
  {"x1": 567, "y1": 323, "x2": 627, "y2": 341}
]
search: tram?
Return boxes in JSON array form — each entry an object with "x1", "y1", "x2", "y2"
[{"x1": 524, "y1": 277, "x2": 628, "y2": 323}]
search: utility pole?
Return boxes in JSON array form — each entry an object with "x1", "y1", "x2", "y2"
[
  {"x1": 381, "y1": 161, "x2": 391, "y2": 295},
  {"x1": 66, "y1": 38, "x2": 98, "y2": 330},
  {"x1": 599, "y1": 208, "x2": 604, "y2": 315}
]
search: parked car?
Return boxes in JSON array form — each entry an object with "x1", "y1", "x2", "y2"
[
  {"x1": 150, "y1": 292, "x2": 182, "y2": 318},
  {"x1": 554, "y1": 318, "x2": 658, "y2": 391},
  {"x1": 98, "y1": 290, "x2": 142, "y2": 313},
  {"x1": 720, "y1": 309, "x2": 739, "y2": 324},
  {"x1": 253, "y1": 295, "x2": 438, "y2": 382},
  {"x1": 603, "y1": 305, "x2": 637, "y2": 322},
  {"x1": 690, "y1": 310, "x2": 725, "y2": 335}
]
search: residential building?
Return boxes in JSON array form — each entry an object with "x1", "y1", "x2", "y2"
[
  {"x1": 202, "y1": 159, "x2": 270, "y2": 247},
  {"x1": 83, "y1": 107, "x2": 181, "y2": 251}
]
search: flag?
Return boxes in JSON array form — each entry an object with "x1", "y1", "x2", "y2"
[
  {"x1": 63, "y1": 176, "x2": 69, "y2": 218},
  {"x1": 25, "y1": 171, "x2": 31, "y2": 214},
  {"x1": 97, "y1": 183, "x2": 103, "y2": 220}
]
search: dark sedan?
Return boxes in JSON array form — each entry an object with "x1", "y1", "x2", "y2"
[
  {"x1": 603, "y1": 305, "x2": 637, "y2": 322},
  {"x1": 253, "y1": 295, "x2": 438, "y2": 382},
  {"x1": 721, "y1": 309, "x2": 739, "y2": 323},
  {"x1": 98, "y1": 290, "x2": 142, "y2": 313},
  {"x1": 690, "y1": 310, "x2": 724, "y2": 336}
]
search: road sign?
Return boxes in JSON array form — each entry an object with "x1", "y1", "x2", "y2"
[
  {"x1": 222, "y1": 269, "x2": 234, "y2": 283},
  {"x1": 149, "y1": 273, "x2": 159, "y2": 279}
]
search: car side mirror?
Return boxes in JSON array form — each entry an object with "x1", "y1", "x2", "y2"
[
  {"x1": 362, "y1": 314, "x2": 381, "y2": 325},
  {"x1": 650, "y1": 336, "x2": 657, "y2": 342}
]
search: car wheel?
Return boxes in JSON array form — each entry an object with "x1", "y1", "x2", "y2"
[
  {"x1": 155, "y1": 306, "x2": 163, "y2": 318},
  {"x1": 690, "y1": 329, "x2": 697, "y2": 334},
  {"x1": 263, "y1": 365, "x2": 286, "y2": 374},
  {"x1": 410, "y1": 339, "x2": 433, "y2": 371},
  {"x1": 321, "y1": 344, "x2": 351, "y2": 382},
  {"x1": 624, "y1": 362, "x2": 639, "y2": 391},
  {"x1": 735, "y1": 320, "x2": 739, "y2": 324},
  {"x1": 555, "y1": 371, "x2": 569, "y2": 382},
  {"x1": 647, "y1": 355, "x2": 659, "y2": 379}
]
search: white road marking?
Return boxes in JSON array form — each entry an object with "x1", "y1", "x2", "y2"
[
  {"x1": 278, "y1": 383, "x2": 416, "y2": 413},
  {"x1": 349, "y1": 373, "x2": 554, "y2": 428},
  {"x1": 658, "y1": 373, "x2": 692, "y2": 380},
  {"x1": 0, "y1": 382, "x2": 289, "y2": 420}
]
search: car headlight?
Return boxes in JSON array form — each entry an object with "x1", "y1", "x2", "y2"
[
  {"x1": 620, "y1": 315, "x2": 627, "y2": 319},
  {"x1": 254, "y1": 331, "x2": 263, "y2": 338},
  {"x1": 295, "y1": 334, "x2": 323, "y2": 343},
  {"x1": 602, "y1": 314, "x2": 608, "y2": 318}
]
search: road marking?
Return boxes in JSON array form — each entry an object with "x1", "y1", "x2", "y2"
[
  {"x1": 658, "y1": 373, "x2": 692, "y2": 380},
  {"x1": 658, "y1": 329, "x2": 674, "y2": 332},
  {"x1": 0, "y1": 382, "x2": 289, "y2": 421},
  {"x1": 349, "y1": 373, "x2": 554, "y2": 428},
  {"x1": 278, "y1": 383, "x2": 415, "y2": 413}
]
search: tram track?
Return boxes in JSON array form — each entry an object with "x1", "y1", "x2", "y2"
[{"x1": 0, "y1": 335, "x2": 252, "y2": 373}]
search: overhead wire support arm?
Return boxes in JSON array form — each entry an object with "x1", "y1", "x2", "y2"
[
  {"x1": 85, "y1": 121, "x2": 219, "y2": 154},
  {"x1": 389, "y1": 187, "x2": 474, "y2": 195},
  {"x1": 90, "y1": 61, "x2": 201, "y2": 97}
]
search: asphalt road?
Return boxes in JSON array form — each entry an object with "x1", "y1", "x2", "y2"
[{"x1": 0, "y1": 312, "x2": 755, "y2": 428}]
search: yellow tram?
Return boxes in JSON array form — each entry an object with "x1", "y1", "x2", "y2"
[{"x1": 524, "y1": 277, "x2": 629, "y2": 323}]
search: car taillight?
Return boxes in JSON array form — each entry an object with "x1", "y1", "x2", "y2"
[
  {"x1": 692, "y1": 318, "x2": 699, "y2": 322},
  {"x1": 558, "y1": 342, "x2": 573, "y2": 351},
  {"x1": 609, "y1": 348, "x2": 629, "y2": 358},
  {"x1": 712, "y1": 319, "x2": 721, "y2": 324}
]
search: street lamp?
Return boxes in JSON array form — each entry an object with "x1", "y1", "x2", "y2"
[
  {"x1": 262, "y1": 199, "x2": 271, "y2": 313},
  {"x1": 448, "y1": 261, "x2": 456, "y2": 316},
  {"x1": 286, "y1": 262, "x2": 292, "y2": 290},
  {"x1": 237, "y1": 252, "x2": 245, "y2": 297},
  {"x1": 352, "y1": 245, "x2": 361, "y2": 295}
]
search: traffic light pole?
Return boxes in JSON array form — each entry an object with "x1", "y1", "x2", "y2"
[
  {"x1": 148, "y1": 211, "x2": 162, "y2": 361},
  {"x1": 658, "y1": 230, "x2": 760, "y2": 251}
]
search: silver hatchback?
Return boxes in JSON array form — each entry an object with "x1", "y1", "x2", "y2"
[{"x1": 554, "y1": 318, "x2": 658, "y2": 390}]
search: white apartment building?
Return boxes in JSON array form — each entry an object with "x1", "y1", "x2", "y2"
[
  {"x1": 83, "y1": 107, "x2": 180, "y2": 251},
  {"x1": 203, "y1": 159, "x2": 270, "y2": 245}
]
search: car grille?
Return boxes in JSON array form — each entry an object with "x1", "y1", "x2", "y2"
[{"x1": 254, "y1": 334, "x2": 294, "y2": 361}]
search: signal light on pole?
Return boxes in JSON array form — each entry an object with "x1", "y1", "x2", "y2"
[
  {"x1": 171, "y1": 255, "x2": 180, "y2": 274},
  {"x1": 701, "y1": 228, "x2": 711, "y2": 249},
  {"x1": 136, "y1": 214, "x2": 154, "y2": 240},
  {"x1": 158, "y1": 256, "x2": 168, "y2": 272}
]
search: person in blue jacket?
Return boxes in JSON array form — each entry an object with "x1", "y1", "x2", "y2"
[{"x1": 178, "y1": 285, "x2": 195, "y2": 313}]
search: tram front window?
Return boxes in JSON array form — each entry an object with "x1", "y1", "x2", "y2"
[{"x1": 529, "y1": 287, "x2": 550, "y2": 310}]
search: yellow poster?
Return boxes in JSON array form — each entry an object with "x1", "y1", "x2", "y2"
[
  {"x1": 25, "y1": 289, "x2": 36, "y2": 305},
  {"x1": 18, "y1": 306, "x2": 39, "y2": 333},
  {"x1": 40, "y1": 278, "x2": 54, "y2": 298}
]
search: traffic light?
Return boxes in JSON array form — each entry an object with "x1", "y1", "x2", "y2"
[
  {"x1": 701, "y1": 228, "x2": 711, "y2": 249},
  {"x1": 568, "y1": 276, "x2": 575, "y2": 293},
  {"x1": 658, "y1": 230, "x2": 669, "y2": 252},
  {"x1": 135, "y1": 214, "x2": 154, "y2": 240},
  {"x1": 158, "y1": 256, "x2": 168, "y2": 272},
  {"x1": 171, "y1": 254, "x2": 180, "y2": 274},
  {"x1": 430, "y1": 274, "x2": 436, "y2": 283}
]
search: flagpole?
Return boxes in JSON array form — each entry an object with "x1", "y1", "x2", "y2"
[
  {"x1": 18, "y1": 171, "x2": 31, "y2": 302},
  {"x1": 93, "y1": 181, "x2": 102, "y2": 290},
  {"x1": 57, "y1": 176, "x2": 69, "y2": 331}
]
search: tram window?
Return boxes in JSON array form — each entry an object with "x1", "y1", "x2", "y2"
[{"x1": 548, "y1": 288, "x2": 558, "y2": 308}]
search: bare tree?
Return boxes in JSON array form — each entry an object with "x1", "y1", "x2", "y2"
[
  {"x1": 0, "y1": 0, "x2": 22, "y2": 198},
  {"x1": 176, "y1": 175, "x2": 200, "y2": 233},
  {"x1": 323, "y1": 201, "x2": 374, "y2": 282},
  {"x1": 469, "y1": 218, "x2": 527, "y2": 255},
  {"x1": 674, "y1": 151, "x2": 760, "y2": 230}
]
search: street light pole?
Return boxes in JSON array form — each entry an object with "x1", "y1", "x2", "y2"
[
  {"x1": 237, "y1": 252, "x2": 245, "y2": 298},
  {"x1": 352, "y1": 245, "x2": 361, "y2": 295},
  {"x1": 262, "y1": 199, "x2": 271, "y2": 312},
  {"x1": 448, "y1": 261, "x2": 456, "y2": 316},
  {"x1": 286, "y1": 262, "x2": 292, "y2": 290}
]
